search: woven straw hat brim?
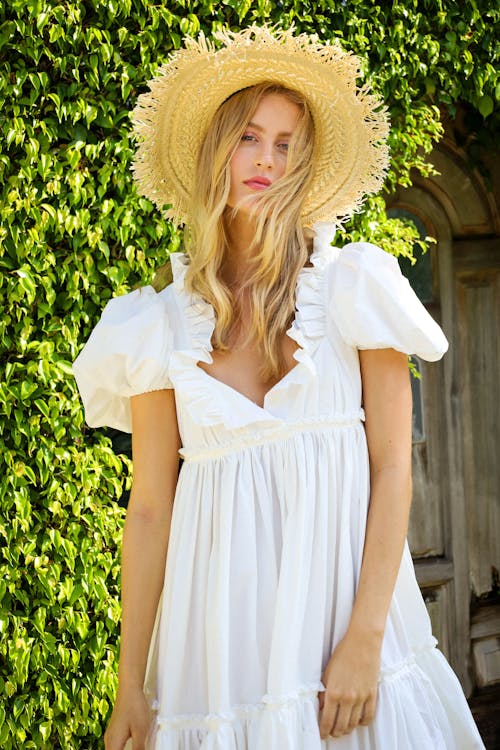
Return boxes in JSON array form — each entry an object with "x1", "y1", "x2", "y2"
[{"x1": 130, "y1": 25, "x2": 390, "y2": 227}]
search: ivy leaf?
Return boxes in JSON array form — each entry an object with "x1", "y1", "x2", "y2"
[{"x1": 478, "y1": 94, "x2": 494, "y2": 118}]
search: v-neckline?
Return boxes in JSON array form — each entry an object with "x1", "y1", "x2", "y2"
[
  {"x1": 169, "y1": 222, "x2": 336, "y2": 417},
  {"x1": 195, "y1": 339, "x2": 304, "y2": 411},
  {"x1": 192, "y1": 257, "x2": 318, "y2": 412}
]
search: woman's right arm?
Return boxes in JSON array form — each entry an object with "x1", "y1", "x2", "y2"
[{"x1": 104, "y1": 388, "x2": 181, "y2": 750}]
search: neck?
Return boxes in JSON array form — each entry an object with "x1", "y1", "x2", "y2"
[{"x1": 223, "y1": 210, "x2": 260, "y2": 286}]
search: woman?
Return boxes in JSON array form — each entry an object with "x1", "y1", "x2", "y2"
[{"x1": 73, "y1": 25, "x2": 484, "y2": 750}]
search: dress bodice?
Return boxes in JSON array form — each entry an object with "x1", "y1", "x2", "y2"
[{"x1": 73, "y1": 224, "x2": 448, "y2": 462}]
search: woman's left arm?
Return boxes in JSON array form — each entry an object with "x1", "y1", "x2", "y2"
[{"x1": 318, "y1": 348, "x2": 413, "y2": 739}]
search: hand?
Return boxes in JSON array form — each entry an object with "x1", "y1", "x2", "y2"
[
  {"x1": 104, "y1": 685, "x2": 152, "y2": 750},
  {"x1": 318, "y1": 631, "x2": 381, "y2": 739}
]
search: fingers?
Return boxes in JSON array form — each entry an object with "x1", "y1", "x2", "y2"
[
  {"x1": 104, "y1": 729, "x2": 130, "y2": 750},
  {"x1": 105, "y1": 734, "x2": 146, "y2": 750},
  {"x1": 319, "y1": 698, "x2": 339, "y2": 740},
  {"x1": 359, "y1": 693, "x2": 377, "y2": 726},
  {"x1": 347, "y1": 701, "x2": 364, "y2": 731},
  {"x1": 319, "y1": 691, "x2": 377, "y2": 739},
  {"x1": 330, "y1": 701, "x2": 354, "y2": 737},
  {"x1": 104, "y1": 725, "x2": 148, "y2": 750},
  {"x1": 129, "y1": 735, "x2": 145, "y2": 750}
]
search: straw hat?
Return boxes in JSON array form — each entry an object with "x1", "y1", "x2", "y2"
[{"x1": 130, "y1": 24, "x2": 390, "y2": 227}]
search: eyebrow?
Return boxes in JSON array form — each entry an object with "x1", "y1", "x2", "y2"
[{"x1": 246, "y1": 121, "x2": 293, "y2": 137}]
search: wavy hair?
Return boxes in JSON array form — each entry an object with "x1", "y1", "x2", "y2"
[{"x1": 154, "y1": 82, "x2": 315, "y2": 381}]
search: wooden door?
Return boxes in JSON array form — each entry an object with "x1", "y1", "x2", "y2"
[
  {"x1": 388, "y1": 187, "x2": 500, "y2": 700},
  {"x1": 454, "y1": 238, "x2": 500, "y2": 692},
  {"x1": 388, "y1": 206, "x2": 465, "y2": 680}
]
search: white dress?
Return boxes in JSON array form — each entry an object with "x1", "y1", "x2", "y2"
[{"x1": 73, "y1": 224, "x2": 485, "y2": 750}]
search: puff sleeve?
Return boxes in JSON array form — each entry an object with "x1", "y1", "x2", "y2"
[
  {"x1": 72, "y1": 286, "x2": 174, "y2": 433},
  {"x1": 329, "y1": 242, "x2": 449, "y2": 361}
]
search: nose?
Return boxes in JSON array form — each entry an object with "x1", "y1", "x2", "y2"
[{"x1": 255, "y1": 147, "x2": 273, "y2": 170}]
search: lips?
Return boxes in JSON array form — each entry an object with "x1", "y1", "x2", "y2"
[{"x1": 244, "y1": 176, "x2": 272, "y2": 190}]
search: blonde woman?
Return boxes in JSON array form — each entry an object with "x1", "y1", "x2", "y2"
[{"x1": 73, "y1": 26, "x2": 484, "y2": 750}]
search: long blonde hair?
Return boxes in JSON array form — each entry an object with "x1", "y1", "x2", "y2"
[{"x1": 156, "y1": 82, "x2": 316, "y2": 381}]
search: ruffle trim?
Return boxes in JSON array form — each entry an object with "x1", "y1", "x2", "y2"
[
  {"x1": 147, "y1": 643, "x2": 483, "y2": 749},
  {"x1": 169, "y1": 262, "x2": 216, "y2": 368},
  {"x1": 150, "y1": 683, "x2": 322, "y2": 750},
  {"x1": 286, "y1": 225, "x2": 338, "y2": 376},
  {"x1": 155, "y1": 681, "x2": 323, "y2": 731},
  {"x1": 167, "y1": 224, "x2": 338, "y2": 430},
  {"x1": 167, "y1": 289, "x2": 269, "y2": 428},
  {"x1": 167, "y1": 254, "x2": 225, "y2": 426},
  {"x1": 290, "y1": 223, "x2": 338, "y2": 345}
]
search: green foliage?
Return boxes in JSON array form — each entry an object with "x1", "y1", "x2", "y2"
[{"x1": 0, "y1": 0, "x2": 498, "y2": 746}]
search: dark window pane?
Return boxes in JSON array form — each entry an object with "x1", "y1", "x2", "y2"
[
  {"x1": 410, "y1": 357, "x2": 425, "y2": 443},
  {"x1": 387, "y1": 207, "x2": 433, "y2": 304}
]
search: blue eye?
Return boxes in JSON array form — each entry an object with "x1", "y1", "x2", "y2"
[
  {"x1": 277, "y1": 142, "x2": 289, "y2": 152},
  {"x1": 241, "y1": 133, "x2": 256, "y2": 142}
]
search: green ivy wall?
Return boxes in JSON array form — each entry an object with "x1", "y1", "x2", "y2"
[{"x1": 0, "y1": 0, "x2": 498, "y2": 747}]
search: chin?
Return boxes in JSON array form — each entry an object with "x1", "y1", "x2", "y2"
[{"x1": 226, "y1": 199, "x2": 263, "y2": 220}]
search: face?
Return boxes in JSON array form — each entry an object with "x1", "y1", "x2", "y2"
[{"x1": 227, "y1": 92, "x2": 301, "y2": 213}]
